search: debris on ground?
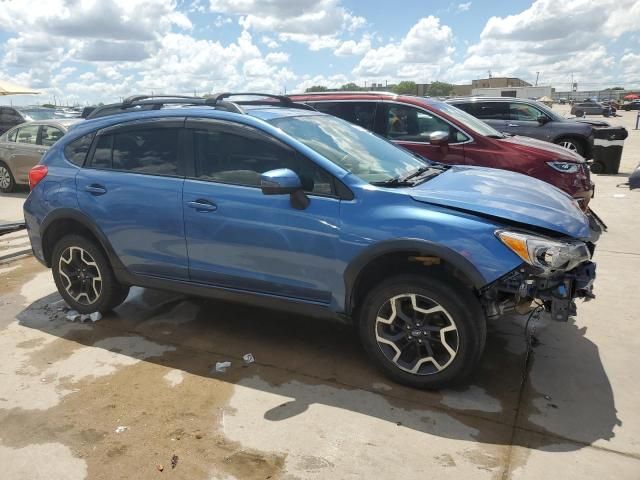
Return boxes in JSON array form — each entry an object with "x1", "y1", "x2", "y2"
[
  {"x1": 114, "y1": 426, "x2": 128, "y2": 433},
  {"x1": 544, "y1": 394, "x2": 552, "y2": 401},
  {"x1": 65, "y1": 310, "x2": 80, "y2": 322},
  {"x1": 156, "y1": 464, "x2": 164, "y2": 472},
  {"x1": 242, "y1": 353, "x2": 255, "y2": 364},
  {"x1": 78, "y1": 312, "x2": 103, "y2": 323},
  {"x1": 171, "y1": 455, "x2": 179, "y2": 469},
  {"x1": 212, "y1": 361, "x2": 231, "y2": 373}
]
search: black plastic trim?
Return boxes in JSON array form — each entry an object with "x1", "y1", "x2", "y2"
[{"x1": 343, "y1": 239, "x2": 487, "y2": 314}]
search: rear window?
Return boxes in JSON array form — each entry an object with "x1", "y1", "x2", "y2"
[
  {"x1": 88, "y1": 127, "x2": 181, "y2": 177},
  {"x1": 64, "y1": 132, "x2": 95, "y2": 166}
]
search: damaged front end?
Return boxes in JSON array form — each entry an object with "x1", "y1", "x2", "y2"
[{"x1": 481, "y1": 230, "x2": 597, "y2": 322}]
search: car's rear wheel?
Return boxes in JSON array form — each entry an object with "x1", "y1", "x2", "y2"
[
  {"x1": 0, "y1": 161, "x2": 16, "y2": 193},
  {"x1": 574, "y1": 109, "x2": 584, "y2": 117},
  {"x1": 52, "y1": 234, "x2": 129, "y2": 314},
  {"x1": 358, "y1": 274, "x2": 486, "y2": 389},
  {"x1": 555, "y1": 137, "x2": 585, "y2": 156}
]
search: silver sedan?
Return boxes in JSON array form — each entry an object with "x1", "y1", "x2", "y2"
[{"x1": 0, "y1": 119, "x2": 81, "y2": 193}]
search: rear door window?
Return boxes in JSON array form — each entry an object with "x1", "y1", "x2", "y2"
[
  {"x1": 309, "y1": 102, "x2": 377, "y2": 131},
  {"x1": 89, "y1": 125, "x2": 182, "y2": 177},
  {"x1": 383, "y1": 104, "x2": 467, "y2": 143},
  {"x1": 7, "y1": 128, "x2": 18, "y2": 142},
  {"x1": 472, "y1": 102, "x2": 509, "y2": 120},
  {"x1": 509, "y1": 103, "x2": 542, "y2": 121},
  {"x1": 15, "y1": 125, "x2": 40, "y2": 145}
]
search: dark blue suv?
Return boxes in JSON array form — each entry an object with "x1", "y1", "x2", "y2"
[{"x1": 24, "y1": 94, "x2": 599, "y2": 389}]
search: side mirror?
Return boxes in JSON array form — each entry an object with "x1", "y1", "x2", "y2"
[
  {"x1": 429, "y1": 131, "x2": 449, "y2": 146},
  {"x1": 260, "y1": 168, "x2": 302, "y2": 195},
  {"x1": 260, "y1": 168, "x2": 310, "y2": 210},
  {"x1": 537, "y1": 115, "x2": 549, "y2": 124}
]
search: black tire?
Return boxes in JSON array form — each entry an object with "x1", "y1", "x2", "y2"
[
  {"x1": 0, "y1": 161, "x2": 16, "y2": 193},
  {"x1": 52, "y1": 234, "x2": 129, "y2": 314},
  {"x1": 555, "y1": 137, "x2": 585, "y2": 156},
  {"x1": 357, "y1": 274, "x2": 486, "y2": 389},
  {"x1": 574, "y1": 109, "x2": 584, "y2": 117},
  {"x1": 590, "y1": 161, "x2": 605, "y2": 174}
]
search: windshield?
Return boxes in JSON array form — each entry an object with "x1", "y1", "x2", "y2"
[
  {"x1": 436, "y1": 102, "x2": 505, "y2": 137},
  {"x1": 18, "y1": 109, "x2": 56, "y2": 120},
  {"x1": 269, "y1": 114, "x2": 427, "y2": 183}
]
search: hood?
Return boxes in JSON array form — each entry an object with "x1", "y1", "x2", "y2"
[
  {"x1": 410, "y1": 166, "x2": 590, "y2": 239},
  {"x1": 574, "y1": 118, "x2": 611, "y2": 127},
  {"x1": 498, "y1": 135, "x2": 585, "y2": 162}
]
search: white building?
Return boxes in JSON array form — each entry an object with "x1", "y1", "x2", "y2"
[{"x1": 471, "y1": 86, "x2": 553, "y2": 99}]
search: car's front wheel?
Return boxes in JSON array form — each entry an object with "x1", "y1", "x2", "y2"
[
  {"x1": 555, "y1": 137, "x2": 585, "y2": 156},
  {"x1": 0, "y1": 161, "x2": 16, "y2": 193},
  {"x1": 358, "y1": 274, "x2": 486, "y2": 389},
  {"x1": 52, "y1": 234, "x2": 129, "y2": 314}
]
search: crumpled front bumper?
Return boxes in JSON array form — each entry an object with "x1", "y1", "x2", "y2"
[{"x1": 482, "y1": 260, "x2": 597, "y2": 323}]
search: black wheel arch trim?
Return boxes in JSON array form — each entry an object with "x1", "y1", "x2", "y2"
[
  {"x1": 40, "y1": 208, "x2": 126, "y2": 272},
  {"x1": 343, "y1": 239, "x2": 487, "y2": 314}
]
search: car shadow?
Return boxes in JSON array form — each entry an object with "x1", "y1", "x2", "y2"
[{"x1": 17, "y1": 287, "x2": 619, "y2": 452}]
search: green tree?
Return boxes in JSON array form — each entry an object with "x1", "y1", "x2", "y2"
[
  {"x1": 427, "y1": 81, "x2": 454, "y2": 97},
  {"x1": 41, "y1": 103, "x2": 56, "y2": 109},
  {"x1": 340, "y1": 82, "x2": 361, "y2": 91},
  {"x1": 392, "y1": 81, "x2": 417, "y2": 95},
  {"x1": 305, "y1": 85, "x2": 329, "y2": 92}
]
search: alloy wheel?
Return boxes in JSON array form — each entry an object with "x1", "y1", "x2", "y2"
[
  {"x1": 375, "y1": 293, "x2": 459, "y2": 375},
  {"x1": 58, "y1": 246, "x2": 102, "y2": 305},
  {"x1": 560, "y1": 141, "x2": 578, "y2": 152},
  {"x1": 0, "y1": 166, "x2": 10, "y2": 190}
]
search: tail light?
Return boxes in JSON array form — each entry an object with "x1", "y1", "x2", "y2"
[{"x1": 29, "y1": 165, "x2": 48, "y2": 190}]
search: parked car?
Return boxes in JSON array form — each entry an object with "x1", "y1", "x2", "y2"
[
  {"x1": 24, "y1": 94, "x2": 600, "y2": 389},
  {"x1": 447, "y1": 97, "x2": 597, "y2": 157},
  {"x1": 288, "y1": 92, "x2": 594, "y2": 208},
  {"x1": 0, "y1": 106, "x2": 57, "y2": 135},
  {"x1": 621, "y1": 100, "x2": 640, "y2": 111},
  {"x1": 0, "y1": 119, "x2": 80, "y2": 192},
  {"x1": 570, "y1": 101, "x2": 614, "y2": 117}
]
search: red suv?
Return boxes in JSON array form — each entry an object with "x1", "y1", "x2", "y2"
[{"x1": 289, "y1": 92, "x2": 594, "y2": 208}]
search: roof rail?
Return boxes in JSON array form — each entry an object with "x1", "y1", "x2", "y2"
[
  {"x1": 288, "y1": 90, "x2": 397, "y2": 96},
  {"x1": 206, "y1": 92, "x2": 316, "y2": 111},
  {"x1": 85, "y1": 92, "x2": 315, "y2": 120}
]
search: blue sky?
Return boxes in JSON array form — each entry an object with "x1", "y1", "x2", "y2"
[{"x1": 1, "y1": 0, "x2": 639, "y2": 105}]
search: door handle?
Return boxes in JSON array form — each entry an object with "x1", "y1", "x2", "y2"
[
  {"x1": 187, "y1": 199, "x2": 217, "y2": 212},
  {"x1": 507, "y1": 123, "x2": 520, "y2": 127},
  {"x1": 85, "y1": 184, "x2": 107, "y2": 195}
]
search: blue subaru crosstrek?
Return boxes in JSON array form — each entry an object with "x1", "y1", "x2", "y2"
[{"x1": 24, "y1": 93, "x2": 599, "y2": 389}]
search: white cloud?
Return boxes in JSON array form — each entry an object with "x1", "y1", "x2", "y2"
[
  {"x1": 334, "y1": 35, "x2": 371, "y2": 57},
  {"x1": 214, "y1": 15, "x2": 232, "y2": 27},
  {"x1": 353, "y1": 16, "x2": 454, "y2": 81},
  {"x1": 260, "y1": 35, "x2": 280, "y2": 48},
  {"x1": 457, "y1": 0, "x2": 640, "y2": 88},
  {"x1": 457, "y1": 2, "x2": 472, "y2": 12},
  {"x1": 210, "y1": 0, "x2": 365, "y2": 50},
  {"x1": 265, "y1": 52, "x2": 290, "y2": 64}
]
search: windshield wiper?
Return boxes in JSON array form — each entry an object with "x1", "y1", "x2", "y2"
[{"x1": 371, "y1": 165, "x2": 444, "y2": 187}]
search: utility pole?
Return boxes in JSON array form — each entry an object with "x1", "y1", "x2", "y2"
[{"x1": 535, "y1": 72, "x2": 540, "y2": 86}]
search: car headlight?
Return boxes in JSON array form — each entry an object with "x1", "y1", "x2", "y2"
[
  {"x1": 547, "y1": 161, "x2": 580, "y2": 173},
  {"x1": 496, "y1": 230, "x2": 591, "y2": 275}
]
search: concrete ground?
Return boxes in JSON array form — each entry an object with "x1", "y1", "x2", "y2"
[{"x1": 0, "y1": 106, "x2": 639, "y2": 479}]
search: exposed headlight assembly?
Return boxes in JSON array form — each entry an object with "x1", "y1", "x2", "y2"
[
  {"x1": 546, "y1": 161, "x2": 580, "y2": 173},
  {"x1": 496, "y1": 230, "x2": 591, "y2": 276}
]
